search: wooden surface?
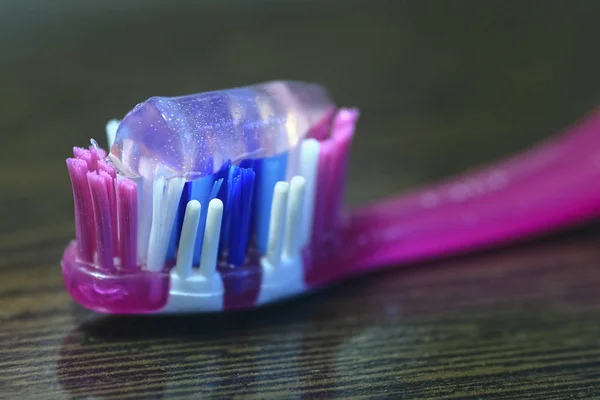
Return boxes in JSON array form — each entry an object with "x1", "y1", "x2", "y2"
[{"x1": 2, "y1": 1, "x2": 600, "y2": 398}]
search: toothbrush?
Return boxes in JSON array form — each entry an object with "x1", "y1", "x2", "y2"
[{"x1": 62, "y1": 80, "x2": 600, "y2": 314}]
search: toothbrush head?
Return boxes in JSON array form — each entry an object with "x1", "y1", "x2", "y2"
[{"x1": 62, "y1": 81, "x2": 359, "y2": 314}]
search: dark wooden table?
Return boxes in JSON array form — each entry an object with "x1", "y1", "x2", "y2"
[{"x1": 2, "y1": 1, "x2": 600, "y2": 398}]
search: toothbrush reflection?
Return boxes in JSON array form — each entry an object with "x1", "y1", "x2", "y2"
[{"x1": 57, "y1": 228, "x2": 600, "y2": 398}]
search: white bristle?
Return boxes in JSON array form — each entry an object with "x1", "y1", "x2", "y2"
[
  {"x1": 105, "y1": 119, "x2": 119, "y2": 149},
  {"x1": 174, "y1": 200, "x2": 201, "y2": 279},
  {"x1": 90, "y1": 138, "x2": 100, "y2": 151},
  {"x1": 199, "y1": 198, "x2": 224, "y2": 278},
  {"x1": 146, "y1": 175, "x2": 165, "y2": 271},
  {"x1": 283, "y1": 176, "x2": 306, "y2": 259},
  {"x1": 265, "y1": 181, "x2": 289, "y2": 268},
  {"x1": 136, "y1": 159, "x2": 154, "y2": 264},
  {"x1": 299, "y1": 139, "x2": 320, "y2": 247},
  {"x1": 146, "y1": 176, "x2": 185, "y2": 272}
]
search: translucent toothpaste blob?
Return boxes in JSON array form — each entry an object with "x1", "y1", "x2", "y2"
[{"x1": 109, "y1": 81, "x2": 335, "y2": 180}]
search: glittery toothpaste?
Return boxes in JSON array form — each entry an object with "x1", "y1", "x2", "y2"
[{"x1": 109, "y1": 80, "x2": 335, "y2": 180}]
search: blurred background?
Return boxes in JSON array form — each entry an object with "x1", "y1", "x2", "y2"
[{"x1": 1, "y1": 0, "x2": 600, "y2": 235}]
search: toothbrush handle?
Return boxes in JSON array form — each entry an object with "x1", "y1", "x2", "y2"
[{"x1": 310, "y1": 108, "x2": 600, "y2": 284}]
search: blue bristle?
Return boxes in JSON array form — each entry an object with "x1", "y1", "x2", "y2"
[
  {"x1": 240, "y1": 159, "x2": 255, "y2": 170},
  {"x1": 219, "y1": 165, "x2": 239, "y2": 250},
  {"x1": 210, "y1": 178, "x2": 224, "y2": 200},
  {"x1": 204, "y1": 162, "x2": 229, "y2": 252},
  {"x1": 214, "y1": 161, "x2": 231, "y2": 207},
  {"x1": 216, "y1": 160, "x2": 232, "y2": 184},
  {"x1": 189, "y1": 175, "x2": 214, "y2": 265},
  {"x1": 166, "y1": 157, "x2": 282, "y2": 267},
  {"x1": 253, "y1": 152, "x2": 288, "y2": 254},
  {"x1": 227, "y1": 167, "x2": 256, "y2": 265},
  {"x1": 167, "y1": 182, "x2": 191, "y2": 260}
]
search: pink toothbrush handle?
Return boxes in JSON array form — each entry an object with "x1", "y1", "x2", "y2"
[{"x1": 309, "y1": 108, "x2": 600, "y2": 285}]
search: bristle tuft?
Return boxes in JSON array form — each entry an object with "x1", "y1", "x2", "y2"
[
  {"x1": 299, "y1": 139, "x2": 320, "y2": 247},
  {"x1": 311, "y1": 108, "x2": 358, "y2": 244},
  {"x1": 199, "y1": 199, "x2": 224, "y2": 278},
  {"x1": 87, "y1": 171, "x2": 115, "y2": 271},
  {"x1": 117, "y1": 178, "x2": 138, "y2": 271},
  {"x1": 254, "y1": 153, "x2": 288, "y2": 254},
  {"x1": 283, "y1": 176, "x2": 306, "y2": 259},
  {"x1": 73, "y1": 147, "x2": 93, "y2": 170},
  {"x1": 324, "y1": 110, "x2": 356, "y2": 234},
  {"x1": 210, "y1": 178, "x2": 224, "y2": 199},
  {"x1": 188, "y1": 176, "x2": 214, "y2": 265},
  {"x1": 146, "y1": 176, "x2": 185, "y2": 272},
  {"x1": 66, "y1": 158, "x2": 95, "y2": 262},
  {"x1": 89, "y1": 146, "x2": 101, "y2": 172},
  {"x1": 227, "y1": 167, "x2": 256, "y2": 265},
  {"x1": 312, "y1": 140, "x2": 333, "y2": 244},
  {"x1": 219, "y1": 165, "x2": 237, "y2": 249},
  {"x1": 97, "y1": 160, "x2": 119, "y2": 252},
  {"x1": 98, "y1": 160, "x2": 116, "y2": 178},
  {"x1": 174, "y1": 200, "x2": 201, "y2": 279},
  {"x1": 167, "y1": 182, "x2": 191, "y2": 261},
  {"x1": 68, "y1": 143, "x2": 142, "y2": 272},
  {"x1": 265, "y1": 181, "x2": 289, "y2": 268}
]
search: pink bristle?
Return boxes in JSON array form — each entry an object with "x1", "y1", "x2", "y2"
[
  {"x1": 325, "y1": 109, "x2": 358, "y2": 233},
  {"x1": 98, "y1": 159, "x2": 116, "y2": 178},
  {"x1": 307, "y1": 106, "x2": 336, "y2": 141},
  {"x1": 87, "y1": 171, "x2": 115, "y2": 271},
  {"x1": 312, "y1": 139, "x2": 334, "y2": 245},
  {"x1": 97, "y1": 147, "x2": 107, "y2": 160},
  {"x1": 89, "y1": 146, "x2": 101, "y2": 171},
  {"x1": 98, "y1": 160, "x2": 119, "y2": 252},
  {"x1": 117, "y1": 178, "x2": 138, "y2": 271},
  {"x1": 73, "y1": 147, "x2": 93, "y2": 170},
  {"x1": 310, "y1": 109, "x2": 358, "y2": 245},
  {"x1": 66, "y1": 158, "x2": 95, "y2": 262}
]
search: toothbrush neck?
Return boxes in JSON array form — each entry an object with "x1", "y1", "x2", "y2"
[{"x1": 306, "y1": 108, "x2": 600, "y2": 287}]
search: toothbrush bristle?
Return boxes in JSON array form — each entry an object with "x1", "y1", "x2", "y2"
[
  {"x1": 199, "y1": 199, "x2": 224, "y2": 278},
  {"x1": 306, "y1": 105, "x2": 336, "y2": 141},
  {"x1": 298, "y1": 139, "x2": 320, "y2": 247},
  {"x1": 264, "y1": 181, "x2": 289, "y2": 267},
  {"x1": 219, "y1": 164, "x2": 238, "y2": 249},
  {"x1": 210, "y1": 178, "x2": 224, "y2": 199},
  {"x1": 116, "y1": 178, "x2": 138, "y2": 271},
  {"x1": 282, "y1": 176, "x2": 306, "y2": 259},
  {"x1": 167, "y1": 181, "x2": 192, "y2": 262},
  {"x1": 87, "y1": 171, "x2": 115, "y2": 271},
  {"x1": 181, "y1": 176, "x2": 210, "y2": 264},
  {"x1": 146, "y1": 177, "x2": 185, "y2": 272},
  {"x1": 312, "y1": 109, "x2": 359, "y2": 244},
  {"x1": 254, "y1": 153, "x2": 288, "y2": 254},
  {"x1": 324, "y1": 109, "x2": 358, "y2": 234},
  {"x1": 97, "y1": 160, "x2": 119, "y2": 252},
  {"x1": 174, "y1": 200, "x2": 201, "y2": 279},
  {"x1": 73, "y1": 147, "x2": 93, "y2": 170},
  {"x1": 89, "y1": 148, "x2": 101, "y2": 171},
  {"x1": 97, "y1": 159, "x2": 116, "y2": 178},
  {"x1": 66, "y1": 158, "x2": 95, "y2": 262},
  {"x1": 313, "y1": 139, "x2": 333, "y2": 244},
  {"x1": 227, "y1": 166, "x2": 256, "y2": 266},
  {"x1": 67, "y1": 148, "x2": 139, "y2": 272}
]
